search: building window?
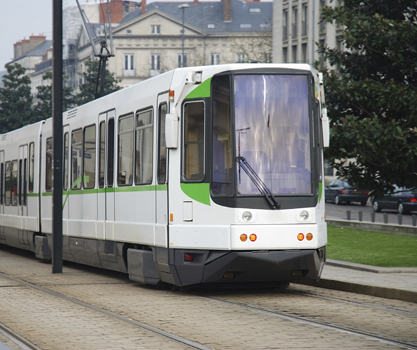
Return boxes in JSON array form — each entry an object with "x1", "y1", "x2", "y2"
[
  {"x1": 292, "y1": 6, "x2": 298, "y2": 38},
  {"x1": 283, "y1": 9, "x2": 288, "y2": 41},
  {"x1": 302, "y1": 4, "x2": 308, "y2": 37},
  {"x1": 240, "y1": 24, "x2": 252, "y2": 29},
  {"x1": 249, "y1": 8, "x2": 261, "y2": 13},
  {"x1": 302, "y1": 43, "x2": 307, "y2": 63},
  {"x1": 208, "y1": 24, "x2": 215, "y2": 29},
  {"x1": 237, "y1": 53, "x2": 248, "y2": 63},
  {"x1": 151, "y1": 25, "x2": 161, "y2": 34},
  {"x1": 283, "y1": 47, "x2": 288, "y2": 63},
  {"x1": 178, "y1": 54, "x2": 188, "y2": 68},
  {"x1": 292, "y1": 45, "x2": 297, "y2": 63},
  {"x1": 127, "y1": 30, "x2": 132, "y2": 35},
  {"x1": 211, "y1": 54, "x2": 220, "y2": 65},
  {"x1": 151, "y1": 54, "x2": 161, "y2": 71},
  {"x1": 124, "y1": 54, "x2": 134, "y2": 76}
]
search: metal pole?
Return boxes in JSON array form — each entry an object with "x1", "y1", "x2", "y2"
[
  {"x1": 52, "y1": 0, "x2": 63, "y2": 273},
  {"x1": 182, "y1": 9, "x2": 185, "y2": 67},
  {"x1": 311, "y1": 0, "x2": 315, "y2": 64}
]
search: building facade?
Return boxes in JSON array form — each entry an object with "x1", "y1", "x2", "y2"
[{"x1": 272, "y1": 0, "x2": 342, "y2": 65}]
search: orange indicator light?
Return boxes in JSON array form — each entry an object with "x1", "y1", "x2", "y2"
[
  {"x1": 240, "y1": 234, "x2": 248, "y2": 242},
  {"x1": 306, "y1": 233, "x2": 313, "y2": 241},
  {"x1": 249, "y1": 234, "x2": 257, "y2": 242},
  {"x1": 297, "y1": 233, "x2": 304, "y2": 241},
  {"x1": 170, "y1": 213, "x2": 174, "y2": 222},
  {"x1": 169, "y1": 90, "x2": 175, "y2": 102}
]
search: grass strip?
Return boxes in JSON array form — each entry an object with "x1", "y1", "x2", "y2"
[{"x1": 327, "y1": 225, "x2": 417, "y2": 267}]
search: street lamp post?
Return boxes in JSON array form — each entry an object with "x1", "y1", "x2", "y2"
[{"x1": 178, "y1": 4, "x2": 189, "y2": 67}]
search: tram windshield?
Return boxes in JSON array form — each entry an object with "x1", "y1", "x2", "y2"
[{"x1": 212, "y1": 73, "x2": 312, "y2": 198}]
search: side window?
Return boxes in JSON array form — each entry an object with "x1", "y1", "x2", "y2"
[
  {"x1": 19, "y1": 159, "x2": 22, "y2": 205},
  {"x1": 118, "y1": 114, "x2": 134, "y2": 186},
  {"x1": 99, "y1": 122, "x2": 105, "y2": 188},
  {"x1": 83, "y1": 124, "x2": 96, "y2": 188},
  {"x1": 63, "y1": 133, "x2": 69, "y2": 190},
  {"x1": 29, "y1": 142, "x2": 34, "y2": 193},
  {"x1": 135, "y1": 108, "x2": 153, "y2": 185},
  {"x1": 71, "y1": 130, "x2": 83, "y2": 190},
  {"x1": 5, "y1": 162, "x2": 11, "y2": 206},
  {"x1": 107, "y1": 118, "x2": 114, "y2": 187},
  {"x1": 158, "y1": 103, "x2": 167, "y2": 184},
  {"x1": 11, "y1": 160, "x2": 18, "y2": 205},
  {"x1": 23, "y1": 158, "x2": 27, "y2": 206},
  {"x1": 183, "y1": 101, "x2": 205, "y2": 181},
  {"x1": 0, "y1": 162, "x2": 3, "y2": 205},
  {"x1": 46, "y1": 138, "x2": 53, "y2": 192}
]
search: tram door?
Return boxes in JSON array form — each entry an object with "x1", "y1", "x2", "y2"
[
  {"x1": 0, "y1": 151, "x2": 4, "y2": 241},
  {"x1": 155, "y1": 94, "x2": 169, "y2": 247},
  {"x1": 98, "y1": 110, "x2": 116, "y2": 240}
]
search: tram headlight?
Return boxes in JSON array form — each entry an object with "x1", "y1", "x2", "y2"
[
  {"x1": 299, "y1": 210, "x2": 309, "y2": 221},
  {"x1": 242, "y1": 211, "x2": 253, "y2": 222}
]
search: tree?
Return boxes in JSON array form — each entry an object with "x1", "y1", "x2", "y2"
[
  {"x1": 0, "y1": 63, "x2": 34, "y2": 134},
  {"x1": 319, "y1": 0, "x2": 417, "y2": 197},
  {"x1": 34, "y1": 71, "x2": 76, "y2": 120},
  {"x1": 74, "y1": 58, "x2": 121, "y2": 106}
]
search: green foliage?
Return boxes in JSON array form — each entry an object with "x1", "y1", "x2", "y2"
[
  {"x1": 74, "y1": 58, "x2": 120, "y2": 106},
  {"x1": 34, "y1": 71, "x2": 76, "y2": 120},
  {"x1": 319, "y1": 0, "x2": 417, "y2": 198},
  {"x1": 0, "y1": 63, "x2": 34, "y2": 134},
  {"x1": 327, "y1": 225, "x2": 417, "y2": 267}
]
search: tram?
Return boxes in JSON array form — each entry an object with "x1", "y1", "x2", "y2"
[{"x1": 0, "y1": 64, "x2": 329, "y2": 287}]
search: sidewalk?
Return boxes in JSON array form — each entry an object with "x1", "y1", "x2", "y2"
[{"x1": 297, "y1": 259, "x2": 417, "y2": 303}]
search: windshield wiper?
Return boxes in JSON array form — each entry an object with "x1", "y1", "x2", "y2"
[{"x1": 236, "y1": 156, "x2": 281, "y2": 209}]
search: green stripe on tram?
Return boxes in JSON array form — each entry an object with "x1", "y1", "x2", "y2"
[{"x1": 185, "y1": 78, "x2": 211, "y2": 99}]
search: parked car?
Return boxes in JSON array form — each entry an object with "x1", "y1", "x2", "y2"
[
  {"x1": 325, "y1": 179, "x2": 369, "y2": 206},
  {"x1": 372, "y1": 186, "x2": 417, "y2": 214}
]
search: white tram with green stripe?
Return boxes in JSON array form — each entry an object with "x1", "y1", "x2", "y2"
[{"x1": 0, "y1": 63, "x2": 329, "y2": 287}]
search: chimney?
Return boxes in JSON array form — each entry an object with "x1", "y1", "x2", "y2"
[
  {"x1": 141, "y1": 0, "x2": 146, "y2": 15},
  {"x1": 100, "y1": 0, "x2": 123, "y2": 24},
  {"x1": 14, "y1": 41, "x2": 23, "y2": 59},
  {"x1": 222, "y1": 0, "x2": 231, "y2": 22},
  {"x1": 21, "y1": 38, "x2": 30, "y2": 56},
  {"x1": 194, "y1": 0, "x2": 198, "y2": 5}
]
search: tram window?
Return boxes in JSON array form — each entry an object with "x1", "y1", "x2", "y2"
[
  {"x1": 28, "y1": 143, "x2": 34, "y2": 193},
  {"x1": 0, "y1": 162, "x2": 3, "y2": 205},
  {"x1": 5, "y1": 162, "x2": 11, "y2": 206},
  {"x1": 118, "y1": 114, "x2": 134, "y2": 186},
  {"x1": 107, "y1": 118, "x2": 114, "y2": 187},
  {"x1": 135, "y1": 108, "x2": 153, "y2": 185},
  {"x1": 19, "y1": 159, "x2": 22, "y2": 205},
  {"x1": 183, "y1": 101, "x2": 205, "y2": 181},
  {"x1": 158, "y1": 103, "x2": 167, "y2": 184},
  {"x1": 212, "y1": 74, "x2": 233, "y2": 195},
  {"x1": 99, "y1": 122, "x2": 105, "y2": 188},
  {"x1": 11, "y1": 160, "x2": 18, "y2": 206},
  {"x1": 83, "y1": 124, "x2": 96, "y2": 188},
  {"x1": 45, "y1": 138, "x2": 53, "y2": 192},
  {"x1": 71, "y1": 130, "x2": 82, "y2": 190},
  {"x1": 23, "y1": 158, "x2": 27, "y2": 206},
  {"x1": 63, "y1": 133, "x2": 69, "y2": 190}
]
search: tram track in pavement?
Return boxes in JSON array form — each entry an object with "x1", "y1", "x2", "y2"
[
  {"x1": 189, "y1": 286, "x2": 417, "y2": 350},
  {"x1": 0, "y1": 272, "x2": 213, "y2": 350},
  {"x1": 0, "y1": 322, "x2": 41, "y2": 350}
]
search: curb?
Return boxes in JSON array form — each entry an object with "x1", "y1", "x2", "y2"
[
  {"x1": 293, "y1": 260, "x2": 417, "y2": 303},
  {"x1": 326, "y1": 219, "x2": 417, "y2": 236}
]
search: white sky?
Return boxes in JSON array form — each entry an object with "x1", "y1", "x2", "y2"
[{"x1": 0, "y1": 0, "x2": 145, "y2": 70}]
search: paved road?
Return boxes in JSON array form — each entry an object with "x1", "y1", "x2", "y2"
[
  {"x1": 1, "y1": 247, "x2": 417, "y2": 350},
  {"x1": 325, "y1": 201, "x2": 417, "y2": 226}
]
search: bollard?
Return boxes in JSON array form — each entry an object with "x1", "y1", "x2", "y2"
[
  {"x1": 346, "y1": 210, "x2": 351, "y2": 220},
  {"x1": 397, "y1": 214, "x2": 402, "y2": 225},
  {"x1": 371, "y1": 211, "x2": 375, "y2": 222},
  {"x1": 413, "y1": 214, "x2": 417, "y2": 226},
  {"x1": 383, "y1": 213, "x2": 388, "y2": 224},
  {"x1": 358, "y1": 211, "x2": 363, "y2": 222}
]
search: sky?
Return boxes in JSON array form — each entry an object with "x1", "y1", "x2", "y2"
[
  {"x1": 0, "y1": 0, "x2": 219, "y2": 72},
  {"x1": 0, "y1": 0, "x2": 137, "y2": 71}
]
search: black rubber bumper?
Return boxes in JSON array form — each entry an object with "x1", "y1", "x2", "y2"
[{"x1": 173, "y1": 247, "x2": 326, "y2": 286}]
